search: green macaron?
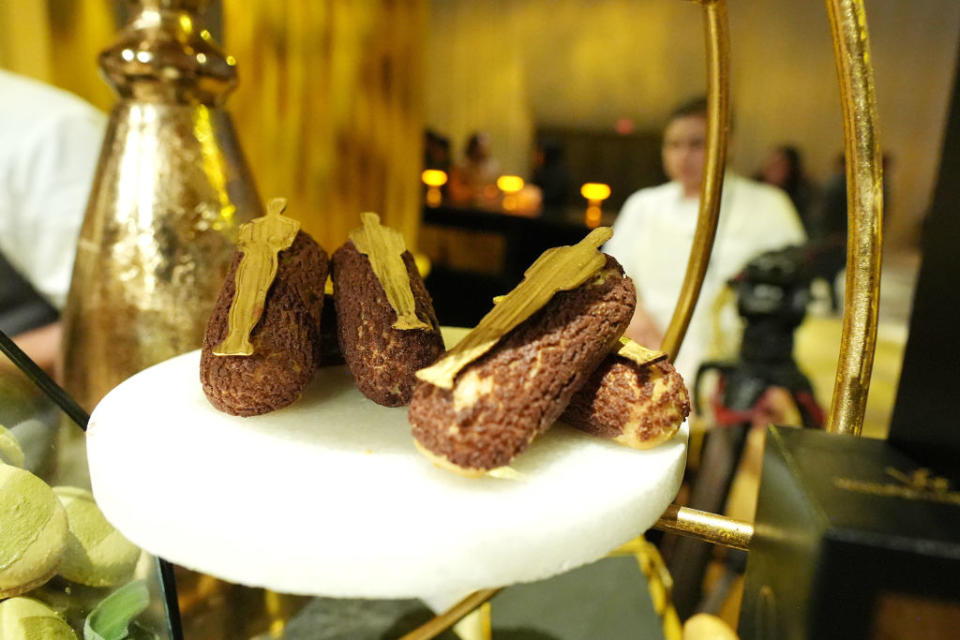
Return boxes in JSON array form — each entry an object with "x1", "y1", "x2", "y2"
[
  {"x1": 0, "y1": 463, "x2": 68, "y2": 598},
  {"x1": 0, "y1": 425, "x2": 24, "y2": 468},
  {"x1": 53, "y1": 487, "x2": 141, "y2": 588},
  {"x1": 0, "y1": 597, "x2": 77, "y2": 639}
]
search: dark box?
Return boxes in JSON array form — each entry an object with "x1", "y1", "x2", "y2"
[{"x1": 739, "y1": 426, "x2": 960, "y2": 640}]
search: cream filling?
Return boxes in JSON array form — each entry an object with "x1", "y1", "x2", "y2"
[
  {"x1": 451, "y1": 369, "x2": 494, "y2": 412},
  {"x1": 611, "y1": 377, "x2": 684, "y2": 450},
  {"x1": 413, "y1": 440, "x2": 488, "y2": 478}
]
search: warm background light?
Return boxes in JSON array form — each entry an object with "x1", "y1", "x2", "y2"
[
  {"x1": 496, "y1": 175, "x2": 525, "y2": 194},
  {"x1": 422, "y1": 170, "x2": 447, "y2": 207},
  {"x1": 497, "y1": 175, "x2": 525, "y2": 212},
  {"x1": 581, "y1": 182, "x2": 610, "y2": 230},
  {"x1": 580, "y1": 182, "x2": 611, "y2": 202},
  {"x1": 422, "y1": 169, "x2": 448, "y2": 187}
]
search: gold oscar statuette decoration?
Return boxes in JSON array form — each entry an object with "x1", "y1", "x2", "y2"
[
  {"x1": 417, "y1": 227, "x2": 613, "y2": 390},
  {"x1": 348, "y1": 212, "x2": 431, "y2": 331},
  {"x1": 214, "y1": 198, "x2": 300, "y2": 357},
  {"x1": 62, "y1": 0, "x2": 262, "y2": 410}
]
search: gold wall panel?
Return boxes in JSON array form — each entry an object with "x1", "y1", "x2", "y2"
[
  {"x1": 224, "y1": 0, "x2": 428, "y2": 253},
  {"x1": 0, "y1": 0, "x2": 116, "y2": 112}
]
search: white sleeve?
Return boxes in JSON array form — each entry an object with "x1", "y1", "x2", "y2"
[
  {"x1": 4, "y1": 107, "x2": 106, "y2": 310},
  {"x1": 603, "y1": 191, "x2": 647, "y2": 279},
  {"x1": 721, "y1": 185, "x2": 807, "y2": 280}
]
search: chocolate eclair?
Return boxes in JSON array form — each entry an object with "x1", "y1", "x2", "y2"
[
  {"x1": 410, "y1": 253, "x2": 636, "y2": 475},
  {"x1": 201, "y1": 201, "x2": 327, "y2": 416},
  {"x1": 331, "y1": 218, "x2": 444, "y2": 407},
  {"x1": 561, "y1": 355, "x2": 689, "y2": 450}
]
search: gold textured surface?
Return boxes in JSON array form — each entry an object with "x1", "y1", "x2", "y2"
[
  {"x1": 62, "y1": 1, "x2": 261, "y2": 410},
  {"x1": 214, "y1": 198, "x2": 300, "y2": 356},
  {"x1": 416, "y1": 227, "x2": 612, "y2": 389},
  {"x1": 348, "y1": 212, "x2": 430, "y2": 331},
  {"x1": 616, "y1": 336, "x2": 668, "y2": 368},
  {"x1": 825, "y1": 0, "x2": 883, "y2": 436},
  {"x1": 660, "y1": 0, "x2": 730, "y2": 363}
]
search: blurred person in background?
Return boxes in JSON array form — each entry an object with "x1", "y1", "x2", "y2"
[
  {"x1": 531, "y1": 137, "x2": 572, "y2": 215},
  {"x1": 0, "y1": 69, "x2": 106, "y2": 377},
  {"x1": 448, "y1": 131, "x2": 501, "y2": 207},
  {"x1": 604, "y1": 97, "x2": 806, "y2": 386},
  {"x1": 755, "y1": 144, "x2": 817, "y2": 236},
  {"x1": 423, "y1": 128, "x2": 451, "y2": 173}
]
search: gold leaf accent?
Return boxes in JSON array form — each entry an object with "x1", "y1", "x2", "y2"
[
  {"x1": 417, "y1": 227, "x2": 613, "y2": 389},
  {"x1": 615, "y1": 336, "x2": 668, "y2": 368},
  {"x1": 214, "y1": 198, "x2": 301, "y2": 356},
  {"x1": 349, "y1": 212, "x2": 430, "y2": 331}
]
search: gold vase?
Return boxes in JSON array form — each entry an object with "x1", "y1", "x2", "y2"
[{"x1": 62, "y1": 0, "x2": 261, "y2": 411}]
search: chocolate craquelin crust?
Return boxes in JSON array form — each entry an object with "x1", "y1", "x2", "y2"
[
  {"x1": 200, "y1": 231, "x2": 328, "y2": 416},
  {"x1": 331, "y1": 240, "x2": 445, "y2": 407},
  {"x1": 561, "y1": 359, "x2": 690, "y2": 447},
  {"x1": 409, "y1": 255, "x2": 636, "y2": 472}
]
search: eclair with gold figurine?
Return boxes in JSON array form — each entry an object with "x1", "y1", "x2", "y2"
[
  {"x1": 409, "y1": 228, "x2": 636, "y2": 475},
  {"x1": 331, "y1": 213, "x2": 444, "y2": 407},
  {"x1": 200, "y1": 198, "x2": 328, "y2": 416},
  {"x1": 560, "y1": 338, "x2": 689, "y2": 450}
]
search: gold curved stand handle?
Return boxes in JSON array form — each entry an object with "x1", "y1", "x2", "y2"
[
  {"x1": 824, "y1": 0, "x2": 883, "y2": 436},
  {"x1": 660, "y1": 0, "x2": 731, "y2": 362}
]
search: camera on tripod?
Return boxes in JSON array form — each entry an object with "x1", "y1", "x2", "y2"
[{"x1": 694, "y1": 245, "x2": 824, "y2": 429}]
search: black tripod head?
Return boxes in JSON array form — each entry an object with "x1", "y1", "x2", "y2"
[{"x1": 729, "y1": 245, "x2": 813, "y2": 365}]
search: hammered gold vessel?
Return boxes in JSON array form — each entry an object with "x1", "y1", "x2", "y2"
[{"x1": 62, "y1": 0, "x2": 261, "y2": 410}]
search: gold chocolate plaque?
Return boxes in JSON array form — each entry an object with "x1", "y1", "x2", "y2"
[
  {"x1": 214, "y1": 198, "x2": 300, "y2": 356},
  {"x1": 417, "y1": 227, "x2": 613, "y2": 389},
  {"x1": 615, "y1": 337, "x2": 668, "y2": 368},
  {"x1": 349, "y1": 212, "x2": 430, "y2": 331}
]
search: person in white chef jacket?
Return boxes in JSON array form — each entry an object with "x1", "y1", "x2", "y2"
[
  {"x1": 0, "y1": 69, "x2": 106, "y2": 375},
  {"x1": 604, "y1": 97, "x2": 807, "y2": 388}
]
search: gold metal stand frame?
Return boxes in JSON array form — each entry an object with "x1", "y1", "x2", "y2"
[
  {"x1": 660, "y1": 0, "x2": 730, "y2": 362},
  {"x1": 824, "y1": 0, "x2": 883, "y2": 436},
  {"x1": 406, "y1": 0, "x2": 882, "y2": 636}
]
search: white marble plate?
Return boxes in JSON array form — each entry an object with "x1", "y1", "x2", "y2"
[{"x1": 87, "y1": 328, "x2": 686, "y2": 598}]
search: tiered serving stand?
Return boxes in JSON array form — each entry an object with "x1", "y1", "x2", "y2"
[{"x1": 0, "y1": 0, "x2": 881, "y2": 637}]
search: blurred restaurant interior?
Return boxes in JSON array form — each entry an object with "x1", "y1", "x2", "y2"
[{"x1": 1, "y1": 0, "x2": 960, "y2": 638}]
